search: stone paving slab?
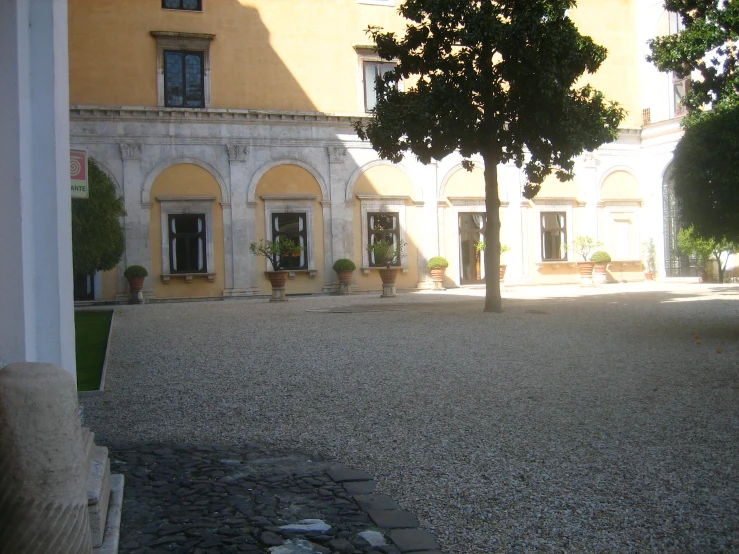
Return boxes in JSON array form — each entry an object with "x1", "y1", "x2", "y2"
[{"x1": 102, "y1": 441, "x2": 443, "y2": 553}]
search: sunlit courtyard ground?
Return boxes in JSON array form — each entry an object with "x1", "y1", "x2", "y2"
[{"x1": 83, "y1": 282, "x2": 739, "y2": 553}]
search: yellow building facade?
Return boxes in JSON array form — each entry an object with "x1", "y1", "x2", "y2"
[{"x1": 68, "y1": 0, "x2": 693, "y2": 301}]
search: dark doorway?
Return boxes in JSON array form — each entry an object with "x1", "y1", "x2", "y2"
[
  {"x1": 74, "y1": 273, "x2": 95, "y2": 301},
  {"x1": 459, "y1": 212, "x2": 486, "y2": 284}
]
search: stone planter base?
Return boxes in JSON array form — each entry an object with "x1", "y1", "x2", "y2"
[
  {"x1": 379, "y1": 268, "x2": 398, "y2": 298},
  {"x1": 336, "y1": 270, "x2": 353, "y2": 295},
  {"x1": 593, "y1": 263, "x2": 608, "y2": 285},
  {"x1": 577, "y1": 262, "x2": 595, "y2": 287},
  {"x1": 429, "y1": 267, "x2": 446, "y2": 290},
  {"x1": 266, "y1": 271, "x2": 288, "y2": 302}
]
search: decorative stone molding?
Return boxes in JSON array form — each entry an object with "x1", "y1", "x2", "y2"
[
  {"x1": 530, "y1": 196, "x2": 578, "y2": 206},
  {"x1": 583, "y1": 152, "x2": 598, "y2": 168},
  {"x1": 226, "y1": 145, "x2": 248, "y2": 162},
  {"x1": 161, "y1": 273, "x2": 216, "y2": 283},
  {"x1": 141, "y1": 202, "x2": 153, "y2": 210},
  {"x1": 71, "y1": 105, "x2": 367, "y2": 126},
  {"x1": 356, "y1": 194, "x2": 411, "y2": 206},
  {"x1": 329, "y1": 147, "x2": 348, "y2": 164},
  {"x1": 320, "y1": 200, "x2": 332, "y2": 207},
  {"x1": 447, "y1": 196, "x2": 485, "y2": 207},
  {"x1": 119, "y1": 142, "x2": 142, "y2": 160},
  {"x1": 414, "y1": 200, "x2": 425, "y2": 208}
]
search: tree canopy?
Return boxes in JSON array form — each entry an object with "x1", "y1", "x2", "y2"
[
  {"x1": 71, "y1": 159, "x2": 126, "y2": 276},
  {"x1": 354, "y1": 0, "x2": 624, "y2": 312},
  {"x1": 677, "y1": 224, "x2": 738, "y2": 282},
  {"x1": 670, "y1": 103, "x2": 739, "y2": 241},
  {"x1": 648, "y1": 0, "x2": 739, "y2": 115},
  {"x1": 649, "y1": 1, "x2": 739, "y2": 243}
]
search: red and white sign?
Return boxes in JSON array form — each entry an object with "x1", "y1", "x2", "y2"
[{"x1": 70, "y1": 149, "x2": 88, "y2": 199}]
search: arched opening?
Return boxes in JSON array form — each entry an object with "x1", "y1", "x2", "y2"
[{"x1": 662, "y1": 166, "x2": 698, "y2": 277}]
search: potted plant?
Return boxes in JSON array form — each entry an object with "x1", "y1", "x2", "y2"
[
  {"x1": 332, "y1": 258, "x2": 356, "y2": 294},
  {"x1": 590, "y1": 250, "x2": 611, "y2": 285},
  {"x1": 249, "y1": 237, "x2": 303, "y2": 301},
  {"x1": 643, "y1": 238, "x2": 657, "y2": 280},
  {"x1": 475, "y1": 242, "x2": 510, "y2": 280},
  {"x1": 570, "y1": 236, "x2": 602, "y2": 286},
  {"x1": 367, "y1": 239, "x2": 405, "y2": 298},
  {"x1": 427, "y1": 256, "x2": 449, "y2": 290},
  {"x1": 123, "y1": 264, "x2": 148, "y2": 304}
]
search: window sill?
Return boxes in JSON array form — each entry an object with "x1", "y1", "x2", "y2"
[
  {"x1": 361, "y1": 266, "x2": 409, "y2": 276},
  {"x1": 535, "y1": 262, "x2": 576, "y2": 269},
  {"x1": 286, "y1": 269, "x2": 318, "y2": 280},
  {"x1": 161, "y1": 272, "x2": 215, "y2": 283}
]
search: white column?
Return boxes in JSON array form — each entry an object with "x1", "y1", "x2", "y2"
[
  {"x1": 321, "y1": 200, "x2": 334, "y2": 291},
  {"x1": 0, "y1": 0, "x2": 76, "y2": 376},
  {"x1": 118, "y1": 142, "x2": 154, "y2": 299},
  {"x1": 224, "y1": 145, "x2": 253, "y2": 296}
]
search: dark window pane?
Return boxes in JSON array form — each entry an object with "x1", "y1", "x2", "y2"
[
  {"x1": 368, "y1": 212, "x2": 400, "y2": 267},
  {"x1": 541, "y1": 212, "x2": 566, "y2": 261},
  {"x1": 164, "y1": 51, "x2": 184, "y2": 107},
  {"x1": 182, "y1": 0, "x2": 199, "y2": 9},
  {"x1": 163, "y1": 0, "x2": 180, "y2": 8},
  {"x1": 184, "y1": 53, "x2": 203, "y2": 107},
  {"x1": 272, "y1": 213, "x2": 307, "y2": 270},
  {"x1": 169, "y1": 214, "x2": 206, "y2": 273},
  {"x1": 163, "y1": 0, "x2": 201, "y2": 10}
]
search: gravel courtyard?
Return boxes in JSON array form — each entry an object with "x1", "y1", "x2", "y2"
[{"x1": 82, "y1": 283, "x2": 739, "y2": 553}]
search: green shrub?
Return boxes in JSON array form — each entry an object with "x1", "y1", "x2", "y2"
[
  {"x1": 123, "y1": 265, "x2": 148, "y2": 279},
  {"x1": 590, "y1": 251, "x2": 611, "y2": 263},
  {"x1": 427, "y1": 256, "x2": 449, "y2": 269},
  {"x1": 333, "y1": 258, "x2": 356, "y2": 271}
]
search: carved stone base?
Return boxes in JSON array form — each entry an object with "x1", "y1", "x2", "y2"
[{"x1": 0, "y1": 363, "x2": 93, "y2": 553}]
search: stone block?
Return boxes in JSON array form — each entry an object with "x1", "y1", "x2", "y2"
[
  {"x1": 386, "y1": 529, "x2": 440, "y2": 553},
  {"x1": 368, "y1": 509, "x2": 419, "y2": 529},
  {"x1": 0, "y1": 363, "x2": 92, "y2": 553},
  {"x1": 87, "y1": 445, "x2": 112, "y2": 547},
  {"x1": 353, "y1": 494, "x2": 400, "y2": 511},
  {"x1": 342, "y1": 480, "x2": 376, "y2": 495}
]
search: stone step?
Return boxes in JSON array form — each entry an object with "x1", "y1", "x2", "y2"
[
  {"x1": 82, "y1": 426, "x2": 95, "y2": 470},
  {"x1": 93, "y1": 473, "x2": 124, "y2": 554},
  {"x1": 87, "y1": 445, "x2": 112, "y2": 548}
]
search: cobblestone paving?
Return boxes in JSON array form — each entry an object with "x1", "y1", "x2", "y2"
[{"x1": 103, "y1": 441, "x2": 442, "y2": 554}]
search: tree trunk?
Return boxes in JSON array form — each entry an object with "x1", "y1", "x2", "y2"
[{"x1": 482, "y1": 151, "x2": 502, "y2": 313}]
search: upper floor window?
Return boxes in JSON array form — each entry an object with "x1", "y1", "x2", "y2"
[
  {"x1": 364, "y1": 61, "x2": 396, "y2": 112},
  {"x1": 164, "y1": 50, "x2": 204, "y2": 108},
  {"x1": 673, "y1": 74, "x2": 689, "y2": 116},
  {"x1": 541, "y1": 212, "x2": 567, "y2": 261},
  {"x1": 163, "y1": 0, "x2": 202, "y2": 11}
]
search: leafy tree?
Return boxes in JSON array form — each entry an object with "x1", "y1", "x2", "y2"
[
  {"x1": 677, "y1": 225, "x2": 737, "y2": 283},
  {"x1": 670, "y1": 104, "x2": 739, "y2": 241},
  {"x1": 71, "y1": 159, "x2": 126, "y2": 276},
  {"x1": 354, "y1": 0, "x2": 624, "y2": 312},
  {"x1": 648, "y1": 0, "x2": 739, "y2": 116}
]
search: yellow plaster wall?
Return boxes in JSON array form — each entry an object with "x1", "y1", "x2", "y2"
[
  {"x1": 100, "y1": 268, "x2": 119, "y2": 301},
  {"x1": 444, "y1": 167, "x2": 485, "y2": 198},
  {"x1": 601, "y1": 171, "x2": 641, "y2": 199},
  {"x1": 536, "y1": 173, "x2": 579, "y2": 198},
  {"x1": 352, "y1": 166, "x2": 418, "y2": 289},
  {"x1": 149, "y1": 164, "x2": 225, "y2": 298},
  {"x1": 253, "y1": 165, "x2": 325, "y2": 295},
  {"x1": 571, "y1": 0, "x2": 641, "y2": 127},
  {"x1": 69, "y1": 0, "x2": 406, "y2": 112}
]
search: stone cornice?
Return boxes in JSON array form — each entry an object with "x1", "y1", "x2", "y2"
[{"x1": 70, "y1": 105, "x2": 368, "y2": 127}]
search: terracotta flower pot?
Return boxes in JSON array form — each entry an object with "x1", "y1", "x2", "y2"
[
  {"x1": 127, "y1": 276, "x2": 145, "y2": 293},
  {"x1": 499, "y1": 264, "x2": 507, "y2": 281},
  {"x1": 379, "y1": 267, "x2": 398, "y2": 298},
  {"x1": 336, "y1": 270, "x2": 353, "y2": 285},
  {"x1": 265, "y1": 271, "x2": 288, "y2": 302},
  {"x1": 577, "y1": 261, "x2": 594, "y2": 286},
  {"x1": 429, "y1": 268, "x2": 446, "y2": 281}
]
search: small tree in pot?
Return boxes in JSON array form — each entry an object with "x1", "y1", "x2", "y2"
[
  {"x1": 332, "y1": 258, "x2": 356, "y2": 294},
  {"x1": 643, "y1": 238, "x2": 657, "y2": 280},
  {"x1": 367, "y1": 239, "x2": 405, "y2": 297},
  {"x1": 427, "y1": 256, "x2": 449, "y2": 290},
  {"x1": 570, "y1": 236, "x2": 602, "y2": 286},
  {"x1": 250, "y1": 237, "x2": 303, "y2": 302}
]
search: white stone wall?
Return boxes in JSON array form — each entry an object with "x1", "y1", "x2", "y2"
[{"x1": 71, "y1": 106, "x2": 682, "y2": 295}]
